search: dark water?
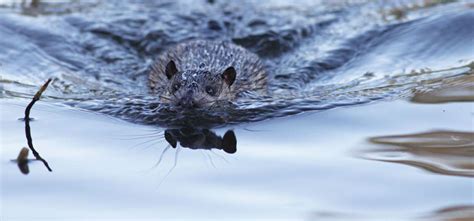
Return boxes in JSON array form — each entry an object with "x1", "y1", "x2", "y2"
[{"x1": 0, "y1": 0, "x2": 472, "y2": 127}]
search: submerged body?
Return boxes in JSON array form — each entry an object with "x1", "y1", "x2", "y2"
[{"x1": 149, "y1": 40, "x2": 267, "y2": 108}]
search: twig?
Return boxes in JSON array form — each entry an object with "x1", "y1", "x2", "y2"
[{"x1": 24, "y1": 78, "x2": 52, "y2": 172}]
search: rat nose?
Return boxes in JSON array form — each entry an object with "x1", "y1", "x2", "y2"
[
  {"x1": 178, "y1": 90, "x2": 198, "y2": 108},
  {"x1": 186, "y1": 89, "x2": 193, "y2": 96}
]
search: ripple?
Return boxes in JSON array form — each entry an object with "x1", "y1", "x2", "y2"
[
  {"x1": 0, "y1": 1, "x2": 473, "y2": 127},
  {"x1": 360, "y1": 130, "x2": 474, "y2": 178},
  {"x1": 411, "y1": 74, "x2": 474, "y2": 104}
]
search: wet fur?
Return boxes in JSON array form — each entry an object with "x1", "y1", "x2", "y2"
[{"x1": 149, "y1": 40, "x2": 267, "y2": 105}]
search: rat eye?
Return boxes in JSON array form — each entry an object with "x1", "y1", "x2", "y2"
[
  {"x1": 205, "y1": 86, "x2": 216, "y2": 96},
  {"x1": 172, "y1": 83, "x2": 181, "y2": 92}
]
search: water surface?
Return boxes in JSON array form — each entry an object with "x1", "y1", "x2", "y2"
[
  {"x1": 1, "y1": 99, "x2": 473, "y2": 220},
  {"x1": 0, "y1": 0, "x2": 473, "y2": 126},
  {"x1": 1, "y1": 0, "x2": 473, "y2": 220}
]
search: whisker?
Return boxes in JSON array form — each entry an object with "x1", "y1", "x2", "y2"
[
  {"x1": 152, "y1": 145, "x2": 171, "y2": 169},
  {"x1": 116, "y1": 135, "x2": 163, "y2": 140},
  {"x1": 119, "y1": 131, "x2": 164, "y2": 137},
  {"x1": 156, "y1": 146, "x2": 181, "y2": 189},
  {"x1": 141, "y1": 139, "x2": 162, "y2": 150},
  {"x1": 115, "y1": 132, "x2": 163, "y2": 140},
  {"x1": 205, "y1": 151, "x2": 216, "y2": 169},
  {"x1": 210, "y1": 149, "x2": 229, "y2": 163},
  {"x1": 160, "y1": 95, "x2": 173, "y2": 101},
  {"x1": 130, "y1": 137, "x2": 162, "y2": 150}
]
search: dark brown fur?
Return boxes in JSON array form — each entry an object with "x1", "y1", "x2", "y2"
[{"x1": 149, "y1": 40, "x2": 267, "y2": 107}]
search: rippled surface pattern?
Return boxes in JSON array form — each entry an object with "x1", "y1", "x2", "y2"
[
  {"x1": 0, "y1": 0, "x2": 473, "y2": 126},
  {"x1": 361, "y1": 130, "x2": 474, "y2": 177}
]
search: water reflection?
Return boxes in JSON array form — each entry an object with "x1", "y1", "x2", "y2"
[
  {"x1": 14, "y1": 147, "x2": 30, "y2": 175},
  {"x1": 15, "y1": 0, "x2": 98, "y2": 16},
  {"x1": 151, "y1": 128, "x2": 237, "y2": 174},
  {"x1": 360, "y1": 130, "x2": 474, "y2": 177},
  {"x1": 11, "y1": 79, "x2": 52, "y2": 175},
  {"x1": 422, "y1": 205, "x2": 474, "y2": 220},
  {"x1": 411, "y1": 74, "x2": 474, "y2": 104},
  {"x1": 164, "y1": 128, "x2": 237, "y2": 154},
  {"x1": 309, "y1": 205, "x2": 474, "y2": 220}
]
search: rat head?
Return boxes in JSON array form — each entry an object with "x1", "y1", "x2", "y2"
[{"x1": 163, "y1": 60, "x2": 236, "y2": 108}]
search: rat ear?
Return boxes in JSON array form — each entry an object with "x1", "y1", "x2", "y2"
[
  {"x1": 221, "y1": 66, "x2": 236, "y2": 87},
  {"x1": 222, "y1": 130, "x2": 237, "y2": 154},
  {"x1": 165, "y1": 60, "x2": 178, "y2": 79},
  {"x1": 164, "y1": 130, "x2": 177, "y2": 148}
]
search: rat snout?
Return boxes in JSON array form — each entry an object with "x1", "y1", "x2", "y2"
[{"x1": 177, "y1": 89, "x2": 198, "y2": 108}]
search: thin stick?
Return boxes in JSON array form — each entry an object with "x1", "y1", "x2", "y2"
[{"x1": 24, "y1": 78, "x2": 52, "y2": 172}]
